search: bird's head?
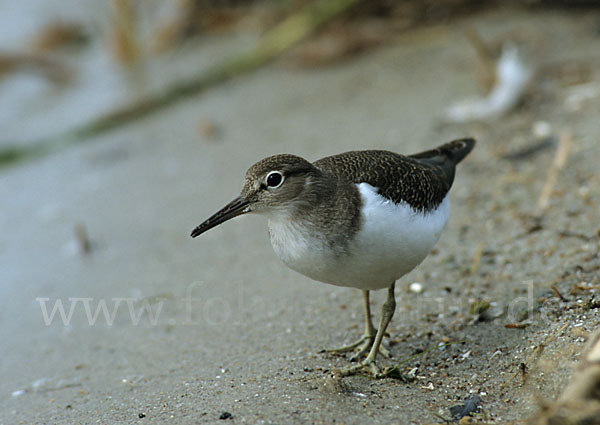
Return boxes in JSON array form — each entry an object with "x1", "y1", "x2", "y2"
[{"x1": 190, "y1": 154, "x2": 321, "y2": 238}]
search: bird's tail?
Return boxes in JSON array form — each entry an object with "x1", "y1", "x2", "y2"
[{"x1": 410, "y1": 138, "x2": 476, "y2": 165}]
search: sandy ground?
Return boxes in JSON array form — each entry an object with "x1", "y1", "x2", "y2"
[{"x1": 1, "y1": 4, "x2": 600, "y2": 424}]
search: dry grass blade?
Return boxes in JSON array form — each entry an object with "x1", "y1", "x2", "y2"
[
  {"x1": 527, "y1": 327, "x2": 600, "y2": 424},
  {"x1": 535, "y1": 131, "x2": 572, "y2": 215},
  {"x1": 550, "y1": 284, "x2": 567, "y2": 302},
  {"x1": 0, "y1": 52, "x2": 71, "y2": 84},
  {"x1": 0, "y1": 0, "x2": 360, "y2": 169},
  {"x1": 111, "y1": 0, "x2": 141, "y2": 65},
  {"x1": 464, "y1": 27, "x2": 497, "y2": 92},
  {"x1": 470, "y1": 242, "x2": 484, "y2": 276}
]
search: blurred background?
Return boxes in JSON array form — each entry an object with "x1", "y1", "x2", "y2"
[{"x1": 1, "y1": 1, "x2": 599, "y2": 423}]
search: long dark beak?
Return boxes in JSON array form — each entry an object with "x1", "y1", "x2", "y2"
[{"x1": 190, "y1": 196, "x2": 250, "y2": 238}]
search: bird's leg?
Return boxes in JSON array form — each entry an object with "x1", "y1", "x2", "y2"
[
  {"x1": 326, "y1": 291, "x2": 372, "y2": 353},
  {"x1": 361, "y1": 289, "x2": 375, "y2": 337},
  {"x1": 341, "y1": 283, "x2": 396, "y2": 378},
  {"x1": 326, "y1": 290, "x2": 390, "y2": 359}
]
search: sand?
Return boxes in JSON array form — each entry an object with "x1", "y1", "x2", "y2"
[{"x1": 1, "y1": 4, "x2": 599, "y2": 424}]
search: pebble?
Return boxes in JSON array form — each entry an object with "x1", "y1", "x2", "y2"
[
  {"x1": 409, "y1": 282, "x2": 424, "y2": 294},
  {"x1": 571, "y1": 326, "x2": 588, "y2": 339},
  {"x1": 219, "y1": 411, "x2": 233, "y2": 420},
  {"x1": 532, "y1": 121, "x2": 552, "y2": 138}
]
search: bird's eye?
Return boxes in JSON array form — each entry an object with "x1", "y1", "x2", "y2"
[{"x1": 266, "y1": 171, "x2": 284, "y2": 188}]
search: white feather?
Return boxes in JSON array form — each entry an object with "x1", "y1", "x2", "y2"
[{"x1": 268, "y1": 183, "x2": 449, "y2": 290}]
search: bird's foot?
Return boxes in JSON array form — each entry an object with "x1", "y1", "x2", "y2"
[
  {"x1": 325, "y1": 334, "x2": 390, "y2": 361},
  {"x1": 339, "y1": 357, "x2": 382, "y2": 378}
]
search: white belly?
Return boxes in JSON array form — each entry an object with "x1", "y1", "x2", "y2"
[{"x1": 268, "y1": 183, "x2": 450, "y2": 291}]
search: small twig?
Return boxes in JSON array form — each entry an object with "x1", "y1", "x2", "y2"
[
  {"x1": 558, "y1": 230, "x2": 594, "y2": 241},
  {"x1": 551, "y1": 284, "x2": 567, "y2": 302},
  {"x1": 0, "y1": 52, "x2": 71, "y2": 84},
  {"x1": 501, "y1": 137, "x2": 555, "y2": 162},
  {"x1": 572, "y1": 284, "x2": 600, "y2": 294},
  {"x1": 520, "y1": 362, "x2": 528, "y2": 384},
  {"x1": 505, "y1": 323, "x2": 530, "y2": 329},
  {"x1": 75, "y1": 223, "x2": 92, "y2": 254}
]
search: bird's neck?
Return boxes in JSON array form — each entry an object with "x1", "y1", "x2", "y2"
[{"x1": 268, "y1": 174, "x2": 362, "y2": 251}]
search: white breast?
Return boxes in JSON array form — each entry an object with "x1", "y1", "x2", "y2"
[{"x1": 268, "y1": 183, "x2": 450, "y2": 291}]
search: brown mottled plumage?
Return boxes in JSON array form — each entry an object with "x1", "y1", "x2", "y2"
[{"x1": 314, "y1": 138, "x2": 474, "y2": 212}]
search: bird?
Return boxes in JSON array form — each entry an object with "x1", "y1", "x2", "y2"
[{"x1": 190, "y1": 138, "x2": 475, "y2": 377}]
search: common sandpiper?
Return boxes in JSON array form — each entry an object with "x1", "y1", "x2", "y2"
[{"x1": 191, "y1": 138, "x2": 475, "y2": 377}]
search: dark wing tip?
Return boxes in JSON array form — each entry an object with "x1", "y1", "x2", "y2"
[
  {"x1": 410, "y1": 137, "x2": 476, "y2": 165},
  {"x1": 444, "y1": 138, "x2": 476, "y2": 164},
  {"x1": 452, "y1": 137, "x2": 476, "y2": 149}
]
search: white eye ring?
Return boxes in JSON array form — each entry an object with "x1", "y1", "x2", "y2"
[{"x1": 265, "y1": 171, "x2": 284, "y2": 189}]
